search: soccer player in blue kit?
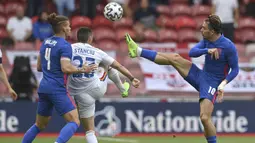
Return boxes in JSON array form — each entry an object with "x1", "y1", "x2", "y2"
[
  {"x1": 22, "y1": 13, "x2": 97, "y2": 143},
  {"x1": 126, "y1": 15, "x2": 239, "y2": 143}
]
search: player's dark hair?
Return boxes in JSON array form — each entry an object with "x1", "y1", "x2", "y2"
[
  {"x1": 205, "y1": 15, "x2": 222, "y2": 34},
  {"x1": 77, "y1": 27, "x2": 92, "y2": 43},
  {"x1": 47, "y1": 13, "x2": 68, "y2": 33}
]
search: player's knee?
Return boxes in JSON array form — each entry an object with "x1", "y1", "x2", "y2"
[
  {"x1": 35, "y1": 122, "x2": 47, "y2": 130},
  {"x1": 200, "y1": 113, "x2": 210, "y2": 124}
]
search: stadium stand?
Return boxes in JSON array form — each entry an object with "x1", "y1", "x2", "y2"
[{"x1": 0, "y1": 0, "x2": 254, "y2": 97}]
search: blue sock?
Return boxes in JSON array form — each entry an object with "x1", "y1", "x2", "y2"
[
  {"x1": 22, "y1": 124, "x2": 41, "y2": 143},
  {"x1": 56, "y1": 122, "x2": 79, "y2": 143},
  {"x1": 206, "y1": 136, "x2": 217, "y2": 143},
  {"x1": 141, "y1": 48, "x2": 157, "y2": 61}
]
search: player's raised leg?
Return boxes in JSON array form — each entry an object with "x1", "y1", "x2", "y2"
[
  {"x1": 108, "y1": 67, "x2": 130, "y2": 97},
  {"x1": 200, "y1": 99, "x2": 216, "y2": 143},
  {"x1": 125, "y1": 33, "x2": 192, "y2": 77}
]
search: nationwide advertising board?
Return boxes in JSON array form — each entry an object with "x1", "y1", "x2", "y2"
[{"x1": 0, "y1": 101, "x2": 254, "y2": 135}]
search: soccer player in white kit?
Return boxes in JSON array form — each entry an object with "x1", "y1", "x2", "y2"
[{"x1": 67, "y1": 27, "x2": 140, "y2": 143}]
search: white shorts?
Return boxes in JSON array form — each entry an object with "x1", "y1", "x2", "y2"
[{"x1": 72, "y1": 78, "x2": 108, "y2": 118}]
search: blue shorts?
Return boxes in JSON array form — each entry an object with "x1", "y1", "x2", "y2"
[
  {"x1": 184, "y1": 64, "x2": 220, "y2": 104},
  {"x1": 37, "y1": 92, "x2": 76, "y2": 116}
]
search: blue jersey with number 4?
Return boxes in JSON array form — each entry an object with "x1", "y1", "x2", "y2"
[{"x1": 38, "y1": 36, "x2": 72, "y2": 94}]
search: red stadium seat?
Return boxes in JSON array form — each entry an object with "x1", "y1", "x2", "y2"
[
  {"x1": 5, "y1": 2, "x2": 23, "y2": 15},
  {"x1": 238, "y1": 56, "x2": 250, "y2": 63},
  {"x1": 171, "y1": 4, "x2": 192, "y2": 17},
  {"x1": 119, "y1": 41, "x2": 128, "y2": 54},
  {"x1": 97, "y1": 40, "x2": 119, "y2": 51},
  {"x1": 0, "y1": 4, "x2": 5, "y2": 15},
  {"x1": 0, "y1": 28, "x2": 8, "y2": 39},
  {"x1": 156, "y1": 5, "x2": 171, "y2": 17},
  {"x1": 174, "y1": 16, "x2": 197, "y2": 30},
  {"x1": 194, "y1": 16, "x2": 207, "y2": 29},
  {"x1": 71, "y1": 16, "x2": 92, "y2": 29},
  {"x1": 14, "y1": 42, "x2": 34, "y2": 50},
  {"x1": 245, "y1": 43, "x2": 255, "y2": 56},
  {"x1": 156, "y1": 15, "x2": 174, "y2": 29},
  {"x1": 178, "y1": 29, "x2": 198, "y2": 43},
  {"x1": 143, "y1": 29, "x2": 158, "y2": 42},
  {"x1": 170, "y1": 0, "x2": 189, "y2": 5},
  {"x1": 235, "y1": 43, "x2": 246, "y2": 56},
  {"x1": 238, "y1": 17, "x2": 255, "y2": 30},
  {"x1": 116, "y1": 28, "x2": 136, "y2": 41},
  {"x1": 240, "y1": 30, "x2": 255, "y2": 43},
  {"x1": 92, "y1": 16, "x2": 113, "y2": 29},
  {"x1": 93, "y1": 27, "x2": 117, "y2": 42},
  {"x1": 105, "y1": 84, "x2": 120, "y2": 96},
  {"x1": 234, "y1": 30, "x2": 242, "y2": 43},
  {"x1": 192, "y1": 5, "x2": 211, "y2": 16},
  {"x1": 114, "y1": 17, "x2": 133, "y2": 30},
  {"x1": 158, "y1": 29, "x2": 178, "y2": 42},
  {"x1": 0, "y1": 16, "x2": 7, "y2": 28}
]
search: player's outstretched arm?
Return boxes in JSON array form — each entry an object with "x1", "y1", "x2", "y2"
[
  {"x1": 60, "y1": 58, "x2": 98, "y2": 74},
  {"x1": 110, "y1": 60, "x2": 140, "y2": 88},
  {"x1": 189, "y1": 41, "x2": 208, "y2": 57},
  {"x1": 0, "y1": 65, "x2": 17, "y2": 100}
]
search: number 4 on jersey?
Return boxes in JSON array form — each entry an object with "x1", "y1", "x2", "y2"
[{"x1": 45, "y1": 48, "x2": 51, "y2": 70}]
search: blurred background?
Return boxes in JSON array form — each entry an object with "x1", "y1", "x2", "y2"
[{"x1": 0, "y1": 0, "x2": 255, "y2": 143}]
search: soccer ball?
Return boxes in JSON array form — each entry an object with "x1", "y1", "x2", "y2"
[{"x1": 104, "y1": 2, "x2": 123, "y2": 21}]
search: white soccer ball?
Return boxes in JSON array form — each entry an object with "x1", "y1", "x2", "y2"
[{"x1": 104, "y1": 2, "x2": 123, "y2": 21}]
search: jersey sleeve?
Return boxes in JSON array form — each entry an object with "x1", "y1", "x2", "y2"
[
  {"x1": 60, "y1": 43, "x2": 72, "y2": 60},
  {"x1": 189, "y1": 40, "x2": 208, "y2": 57},
  {"x1": 100, "y1": 51, "x2": 115, "y2": 66},
  {"x1": 225, "y1": 44, "x2": 239, "y2": 83}
]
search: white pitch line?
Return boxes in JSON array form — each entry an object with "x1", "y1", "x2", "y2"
[
  {"x1": 98, "y1": 137, "x2": 139, "y2": 143},
  {"x1": 74, "y1": 136, "x2": 139, "y2": 143}
]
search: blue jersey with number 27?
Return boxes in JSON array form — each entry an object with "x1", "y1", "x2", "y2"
[{"x1": 38, "y1": 36, "x2": 72, "y2": 94}]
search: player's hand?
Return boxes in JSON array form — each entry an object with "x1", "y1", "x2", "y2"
[
  {"x1": 8, "y1": 88, "x2": 17, "y2": 100},
  {"x1": 217, "y1": 89, "x2": 224, "y2": 103},
  {"x1": 208, "y1": 48, "x2": 220, "y2": 60},
  {"x1": 217, "y1": 80, "x2": 227, "y2": 103},
  {"x1": 82, "y1": 63, "x2": 98, "y2": 73},
  {"x1": 131, "y1": 78, "x2": 140, "y2": 88}
]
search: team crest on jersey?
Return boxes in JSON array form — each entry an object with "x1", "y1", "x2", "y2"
[{"x1": 94, "y1": 106, "x2": 121, "y2": 136}]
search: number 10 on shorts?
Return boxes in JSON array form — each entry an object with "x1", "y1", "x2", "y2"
[{"x1": 208, "y1": 86, "x2": 216, "y2": 95}]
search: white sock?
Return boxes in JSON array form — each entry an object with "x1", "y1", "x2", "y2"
[
  {"x1": 137, "y1": 47, "x2": 142, "y2": 56},
  {"x1": 108, "y1": 68, "x2": 126, "y2": 93},
  {"x1": 86, "y1": 131, "x2": 98, "y2": 143}
]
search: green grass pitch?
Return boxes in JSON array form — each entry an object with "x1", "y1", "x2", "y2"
[{"x1": 0, "y1": 136, "x2": 254, "y2": 143}]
